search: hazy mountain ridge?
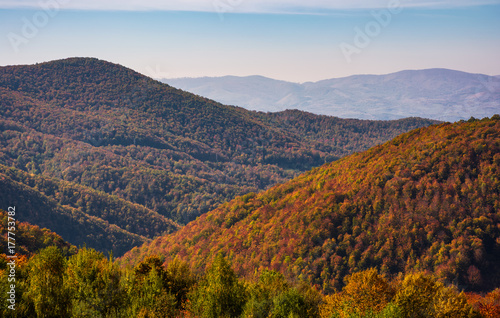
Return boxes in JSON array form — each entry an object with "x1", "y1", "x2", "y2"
[{"x1": 164, "y1": 69, "x2": 500, "y2": 121}]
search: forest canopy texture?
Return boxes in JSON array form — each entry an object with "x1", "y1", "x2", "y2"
[
  {"x1": 0, "y1": 58, "x2": 498, "y2": 317},
  {"x1": 0, "y1": 58, "x2": 437, "y2": 255},
  {"x1": 122, "y1": 116, "x2": 500, "y2": 294}
]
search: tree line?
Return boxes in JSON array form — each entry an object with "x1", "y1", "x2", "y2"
[{"x1": 1, "y1": 247, "x2": 498, "y2": 317}]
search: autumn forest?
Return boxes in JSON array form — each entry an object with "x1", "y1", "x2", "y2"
[{"x1": 0, "y1": 58, "x2": 499, "y2": 317}]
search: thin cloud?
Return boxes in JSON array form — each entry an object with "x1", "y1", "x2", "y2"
[{"x1": 1, "y1": 0, "x2": 499, "y2": 13}]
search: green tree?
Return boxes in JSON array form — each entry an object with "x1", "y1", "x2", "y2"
[
  {"x1": 243, "y1": 270, "x2": 289, "y2": 318},
  {"x1": 243, "y1": 269, "x2": 321, "y2": 318},
  {"x1": 0, "y1": 254, "x2": 34, "y2": 317},
  {"x1": 25, "y1": 246, "x2": 71, "y2": 317},
  {"x1": 127, "y1": 255, "x2": 177, "y2": 318},
  {"x1": 164, "y1": 256, "x2": 196, "y2": 310},
  {"x1": 270, "y1": 287, "x2": 307, "y2": 318},
  {"x1": 189, "y1": 253, "x2": 247, "y2": 318},
  {"x1": 65, "y1": 247, "x2": 125, "y2": 317}
]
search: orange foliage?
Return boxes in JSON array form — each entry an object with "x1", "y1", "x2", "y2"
[
  {"x1": 466, "y1": 289, "x2": 500, "y2": 318},
  {"x1": 122, "y1": 116, "x2": 500, "y2": 293}
]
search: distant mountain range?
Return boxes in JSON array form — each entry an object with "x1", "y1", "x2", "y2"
[{"x1": 163, "y1": 69, "x2": 500, "y2": 122}]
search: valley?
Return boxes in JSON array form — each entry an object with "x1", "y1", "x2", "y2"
[
  {"x1": 0, "y1": 58, "x2": 498, "y2": 317},
  {"x1": 0, "y1": 58, "x2": 436, "y2": 255}
]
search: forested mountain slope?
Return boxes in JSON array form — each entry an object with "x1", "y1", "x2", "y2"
[
  {"x1": 0, "y1": 163, "x2": 179, "y2": 256},
  {"x1": 0, "y1": 168, "x2": 154, "y2": 256},
  {"x1": 0, "y1": 209, "x2": 76, "y2": 257},
  {"x1": 0, "y1": 58, "x2": 436, "y2": 223},
  {"x1": 122, "y1": 116, "x2": 500, "y2": 293}
]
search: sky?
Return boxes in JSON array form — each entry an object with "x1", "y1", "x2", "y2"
[{"x1": 0, "y1": 0, "x2": 499, "y2": 83}]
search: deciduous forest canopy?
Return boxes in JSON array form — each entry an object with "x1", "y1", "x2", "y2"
[
  {"x1": 0, "y1": 58, "x2": 499, "y2": 317},
  {"x1": 122, "y1": 116, "x2": 500, "y2": 294},
  {"x1": 0, "y1": 58, "x2": 437, "y2": 255}
]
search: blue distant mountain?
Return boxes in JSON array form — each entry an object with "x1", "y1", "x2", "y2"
[{"x1": 163, "y1": 69, "x2": 500, "y2": 121}]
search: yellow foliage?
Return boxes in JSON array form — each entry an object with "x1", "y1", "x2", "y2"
[
  {"x1": 319, "y1": 268, "x2": 394, "y2": 317},
  {"x1": 433, "y1": 288, "x2": 477, "y2": 318},
  {"x1": 320, "y1": 270, "x2": 479, "y2": 318},
  {"x1": 319, "y1": 293, "x2": 344, "y2": 318},
  {"x1": 342, "y1": 268, "x2": 394, "y2": 314},
  {"x1": 394, "y1": 272, "x2": 442, "y2": 317},
  {"x1": 394, "y1": 272, "x2": 477, "y2": 318}
]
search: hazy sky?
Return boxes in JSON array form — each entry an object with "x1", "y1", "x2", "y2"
[{"x1": 0, "y1": 0, "x2": 499, "y2": 82}]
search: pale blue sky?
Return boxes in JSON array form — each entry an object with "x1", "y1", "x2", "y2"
[{"x1": 0, "y1": 0, "x2": 499, "y2": 82}]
